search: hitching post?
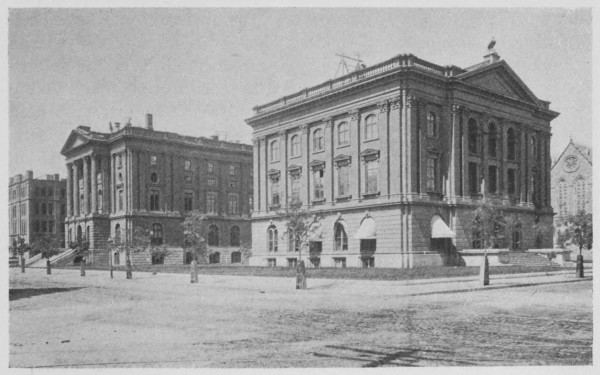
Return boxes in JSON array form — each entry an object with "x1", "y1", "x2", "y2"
[
  {"x1": 296, "y1": 260, "x2": 307, "y2": 290},
  {"x1": 46, "y1": 259, "x2": 51, "y2": 275},
  {"x1": 107, "y1": 237, "x2": 114, "y2": 279},
  {"x1": 576, "y1": 250, "x2": 584, "y2": 278},
  {"x1": 479, "y1": 252, "x2": 489, "y2": 286},
  {"x1": 80, "y1": 257, "x2": 86, "y2": 277}
]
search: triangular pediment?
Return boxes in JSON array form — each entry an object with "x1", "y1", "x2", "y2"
[
  {"x1": 458, "y1": 61, "x2": 540, "y2": 106},
  {"x1": 60, "y1": 131, "x2": 92, "y2": 156}
]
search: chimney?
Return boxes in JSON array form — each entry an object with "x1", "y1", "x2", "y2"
[
  {"x1": 26, "y1": 170, "x2": 33, "y2": 180},
  {"x1": 211, "y1": 135, "x2": 219, "y2": 141},
  {"x1": 146, "y1": 113, "x2": 153, "y2": 130},
  {"x1": 54, "y1": 174, "x2": 60, "y2": 181}
]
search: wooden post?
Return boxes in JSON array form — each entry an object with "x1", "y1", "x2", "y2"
[{"x1": 296, "y1": 260, "x2": 307, "y2": 290}]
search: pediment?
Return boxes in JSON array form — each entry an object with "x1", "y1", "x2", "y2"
[
  {"x1": 459, "y1": 62, "x2": 540, "y2": 106},
  {"x1": 61, "y1": 131, "x2": 92, "y2": 156}
]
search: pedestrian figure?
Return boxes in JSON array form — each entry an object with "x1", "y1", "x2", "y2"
[
  {"x1": 80, "y1": 257, "x2": 86, "y2": 277},
  {"x1": 190, "y1": 258, "x2": 198, "y2": 283},
  {"x1": 296, "y1": 260, "x2": 307, "y2": 290}
]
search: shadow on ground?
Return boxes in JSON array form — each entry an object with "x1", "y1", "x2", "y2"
[{"x1": 9, "y1": 287, "x2": 85, "y2": 301}]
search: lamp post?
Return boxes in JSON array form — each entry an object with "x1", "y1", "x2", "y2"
[{"x1": 107, "y1": 237, "x2": 114, "y2": 279}]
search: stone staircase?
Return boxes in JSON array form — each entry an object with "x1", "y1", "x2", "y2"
[{"x1": 507, "y1": 252, "x2": 561, "y2": 267}]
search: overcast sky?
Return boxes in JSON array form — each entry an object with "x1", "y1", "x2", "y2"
[{"x1": 8, "y1": 7, "x2": 592, "y2": 177}]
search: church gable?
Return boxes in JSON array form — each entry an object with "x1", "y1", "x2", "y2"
[{"x1": 459, "y1": 62, "x2": 540, "y2": 106}]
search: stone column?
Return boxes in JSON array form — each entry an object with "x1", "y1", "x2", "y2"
[
  {"x1": 322, "y1": 119, "x2": 333, "y2": 203},
  {"x1": 350, "y1": 110, "x2": 361, "y2": 199},
  {"x1": 519, "y1": 128, "x2": 528, "y2": 205},
  {"x1": 449, "y1": 105, "x2": 460, "y2": 200},
  {"x1": 91, "y1": 155, "x2": 98, "y2": 213},
  {"x1": 66, "y1": 162, "x2": 73, "y2": 217},
  {"x1": 377, "y1": 100, "x2": 390, "y2": 197},
  {"x1": 111, "y1": 154, "x2": 116, "y2": 213},
  {"x1": 299, "y1": 126, "x2": 309, "y2": 208},
  {"x1": 103, "y1": 154, "x2": 110, "y2": 214},
  {"x1": 280, "y1": 130, "x2": 288, "y2": 205},
  {"x1": 253, "y1": 138, "x2": 260, "y2": 212},
  {"x1": 83, "y1": 156, "x2": 90, "y2": 215},
  {"x1": 73, "y1": 162, "x2": 79, "y2": 217},
  {"x1": 405, "y1": 95, "x2": 416, "y2": 196},
  {"x1": 388, "y1": 96, "x2": 402, "y2": 197}
]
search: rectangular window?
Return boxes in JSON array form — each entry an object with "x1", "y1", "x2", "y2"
[
  {"x1": 48, "y1": 221, "x2": 54, "y2": 234},
  {"x1": 229, "y1": 165, "x2": 236, "y2": 175},
  {"x1": 290, "y1": 172, "x2": 301, "y2": 202},
  {"x1": 12, "y1": 205, "x2": 16, "y2": 219},
  {"x1": 21, "y1": 221, "x2": 26, "y2": 234},
  {"x1": 119, "y1": 190, "x2": 124, "y2": 211},
  {"x1": 34, "y1": 202, "x2": 39, "y2": 215},
  {"x1": 229, "y1": 179, "x2": 238, "y2": 189},
  {"x1": 271, "y1": 179, "x2": 280, "y2": 207},
  {"x1": 149, "y1": 190, "x2": 159, "y2": 211},
  {"x1": 48, "y1": 203, "x2": 54, "y2": 215},
  {"x1": 150, "y1": 155, "x2": 157, "y2": 165},
  {"x1": 21, "y1": 203, "x2": 26, "y2": 216},
  {"x1": 426, "y1": 154, "x2": 438, "y2": 192},
  {"x1": 468, "y1": 162, "x2": 479, "y2": 195},
  {"x1": 207, "y1": 177, "x2": 216, "y2": 187},
  {"x1": 41, "y1": 221, "x2": 47, "y2": 233},
  {"x1": 365, "y1": 160, "x2": 379, "y2": 194},
  {"x1": 35, "y1": 187, "x2": 40, "y2": 197},
  {"x1": 228, "y1": 194, "x2": 238, "y2": 215},
  {"x1": 12, "y1": 221, "x2": 16, "y2": 234},
  {"x1": 208, "y1": 161, "x2": 214, "y2": 173},
  {"x1": 34, "y1": 221, "x2": 40, "y2": 233},
  {"x1": 287, "y1": 258, "x2": 298, "y2": 268},
  {"x1": 267, "y1": 258, "x2": 276, "y2": 267},
  {"x1": 334, "y1": 257, "x2": 347, "y2": 268},
  {"x1": 488, "y1": 165, "x2": 498, "y2": 194},
  {"x1": 249, "y1": 195, "x2": 254, "y2": 213},
  {"x1": 207, "y1": 192, "x2": 217, "y2": 214},
  {"x1": 184, "y1": 160, "x2": 191, "y2": 171},
  {"x1": 313, "y1": 169, "x2": 324, "y2": 200},
  {"x1": 338, "y1": 165, "x2": 350, "y2": 197},
  {"x1": 41, "y1": 187, "x2": 46, "y2": 197},
  {"x1": 184, "y1": 192, "x2": 193, "y2": 212},
  {"x1": 48, "y1": 188, "x2": 53, "y2": 197},
  {"x1": 41, "y1": 203, "x2": 47, "y2": 215},
  {"x1": 507, "y1": 168, "x2": 517, "y2": 195}
]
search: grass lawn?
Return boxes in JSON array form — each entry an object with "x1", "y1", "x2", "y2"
[{"x1": 51, "y1": 263, "x2": 570, "y2": 281}]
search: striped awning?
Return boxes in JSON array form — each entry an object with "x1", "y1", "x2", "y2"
[
  {"x1": 431, "y1": 215, "x2": 455, "y2": 238},
  {"x1": 354, "y1": 217, "x2": 376, "y2": 239}
]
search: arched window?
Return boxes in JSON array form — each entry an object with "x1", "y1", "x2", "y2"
[
  {"x1": 209, "y1": 252, "x2": 220, "y2": 264},
  {"x1": 558, "y1": 179, "x2": 567, "y2": 217},
  {"x1": 150, "y1": 172, "x2": 158, "y2": 183},
  {"x1": 427, "y1": 112, "x2": 438, "y2": 137},
  {"x1": 290, "y1": 135, "x2": 300, "y2": 157},
  {"x1": 208, "y1": 225, "x2": 219, "y2": 247},
  {"x1": 288, "y1": 228, "x2": 299, "y2": 252},
  {"x1": 364, "y1": 114, "x2": 378, "y2": 140},
  {"x1": 575, "y1": 177, "x2": 586, "y2": 212},
  {"x1": 268, "y1": 225, "x2": 278, "y2": 252},
  {"x1": 488, "y1": 123, "x2": 498, "y2": 157},
  {"x1": 334, "y1": 222, "x2": 348, "y2": 251},
  {"x1": 468, "y1": 118, "x2": 479, "y2": 154},
  {"x1": 507, "y1": 128, "x2": 517, "y2": 161},
  {"x1": 151, "y1": 223, "x2": 163, "y2": 245},
  {"x1": 230, "y1": 226, "x2": 240, "y2": 247},
  {"x1": 231, "y1": 251, "x2": 241, "y2": 263},
  {"x1": 115, "y1": 224, "x2": 121, "y2": 244},
  {"x1": 270, "y1": 140, "x2": 279, "y2": 162},
  {"x1": 338, "y1": 122, "x2": 349, "y2": 146},
  {"x1": 313, "y1": 129, "x2": 323, "y2": 151}
]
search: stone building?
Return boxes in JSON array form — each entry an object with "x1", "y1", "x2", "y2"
[
  {"x1": 9, "y1": 171, "x2": 67, "y2": 248},
  {"x1": 551, "y1": 140, "x2": 592, "y2": 228},
  {"x1": 246, "y1": 50, "x2": 558, "y2": 268},
  {"x1": 60, "y1": 115, "x2": 253, "y2": 266}
]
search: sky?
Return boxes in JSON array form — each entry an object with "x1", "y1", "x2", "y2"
[{"x1": 7, "y1": 7, "x2": 593, "y2": 178}]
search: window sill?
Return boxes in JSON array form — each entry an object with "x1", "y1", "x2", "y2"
[
  {"x1": 363, "y1": 137, "x2": 379, "y2": 143},
  {"x1": 427, "y1": 191, "x2": 443, "y2": 198},
  {"x1": 335, "y1": 195, "x2": 352, "y2": 202},
  {"x1": 425, "y1": 134, "x2": 439, "y2": 140},
  {"x1": 337, "y1": 143, "x2": 351, "y2": 149},
  {"x1": 362, "y1": 191, "x2": 380, "y2": 199},
  {"x1": 289, "y1": 154, "x2": 302, "y2": 160},
  {"x1": 311, "y1": 198, "x2": 326, "y2": 205},
  {"x1": 269, "y1": 205, "x2": 281, "y2": 211},
  {"x1": 312, "y1": 149, "x2": 325, "y2": 155}
]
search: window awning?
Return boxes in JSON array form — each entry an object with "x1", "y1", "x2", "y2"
[
  {"x1": 431, "y1": 215, "x2": 455, "y2": 238},
  {"x1": 354, "y1": 217, "x2": 376, "y2": 239}
]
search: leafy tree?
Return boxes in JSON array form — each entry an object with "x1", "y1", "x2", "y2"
[
  {"x1": 277, "y1": 199, "x2": 324, "y2": 261},
  {"x1": 120, "y1": 226, "x2": 154, "y2": 279},
  {"x1": 562, "y1": 210, "x2": 593, "y2": 255},
  {"x1": 31, "y1": 234, "x2": 64, "y2": 259},
  {"x1": 12, "y1": 236, "x2": 30, "y2": 272},
  {"x1": 182, "y1": 211, "x2": 211, "y2": 264},
  {"x1": 470, "y1": 203, "x2": 508, "y2": 250}
]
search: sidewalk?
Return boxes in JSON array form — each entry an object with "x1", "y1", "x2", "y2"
[{"x1": 10, "y1": 266, "x2": 592, "y2": 300}]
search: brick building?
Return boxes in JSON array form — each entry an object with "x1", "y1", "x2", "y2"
[
  {"x1": 9, "y1": 171, "x2": 67, "y2": 248},
  {"x1": 246, "y1": 50, "x2": 558, "y2": 268},
  {"x1": 551, "y1": 140, "x2": 592, "y2": 229},
  {"x1": 60, "y1": 115, "x2": 253, "y2": 266}
]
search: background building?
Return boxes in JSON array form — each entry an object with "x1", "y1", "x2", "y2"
[
  {"x1": 551, "y1": 140, "x2": 592, "y2": 228},
  {"x1": 9, "y1": 171, "x2": 67, "y2": 248},
  {"x1": 60, "y1": 115, "x2": 253, "y2": 266},
  {"x1": 246, "y1": 50, "x2": 558, "y2": 268}
]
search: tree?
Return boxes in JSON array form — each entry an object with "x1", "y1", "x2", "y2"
[
  {"x1": 277, "y1": 199, "x2": 324, "y2": 261},
  {"x1": 182, "y1": 211, "x2": 211, "y2": 264},
  {"x1": 120, "y1": 226, "x2": 153, "y2": 279},
  {"x1": 470, "y1": 203, "x2": 508, "y2": 250},
  {"x1": 12, "y1": 236, "x2": 30, "y2": 273},
  {"x1": 562, "y1": 210, "x2": 593, "y2": 255},
  {"x1": 31, "y1": 234, "x2": 64, "y2": 259}
]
